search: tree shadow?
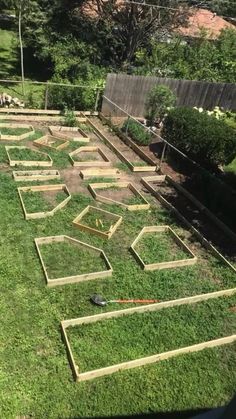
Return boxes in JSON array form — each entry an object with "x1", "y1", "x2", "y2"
[{"x1": 69, "y1": 406, "x2": 225, "y2": 419}]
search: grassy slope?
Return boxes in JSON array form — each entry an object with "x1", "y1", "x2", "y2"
[
  {"x1": 68, "y1": 297, "x2": 236, "y2": 371},
  {"x1": 0, "y1": 28, "x2": 45, "y2": 106},
  {"x1": 0, "y1": 28, "x2": 17, "y2": 78},
  {"x1": 0, "y1": 134, "x2": 235, "y2": 417}
]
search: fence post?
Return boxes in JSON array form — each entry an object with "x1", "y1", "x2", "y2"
[
  {"x1": 125, "y1": 116, "x2": 131, "y2": 134},
  {"x1": 159, "y1": 142, "x2": 167, "y2": 171},
  {"x1": 94, "y1": 88, "x2": 100, "y2": 112},
  {"x1": 44, "y1": 82, "x2": 49, "y2": 110}
]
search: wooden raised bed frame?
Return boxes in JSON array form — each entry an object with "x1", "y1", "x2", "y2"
[
  {"x1": 142, "y1": 174, "x2": 236, "y2": 243},
  {"x1": 73, "y1": 205, "x2": 122, "y2": 239},
  {"x1": 34, "y1": 134, "x2": 69, "y2": 150},
  {"x1": 0, "y1": 123, "x2": 34, "y2": 141},
  {"x1": 85, "y1": 116, "x2": 157, "y2": 172},
  {"x1": 130, "y1": 225, "x2": 197, "y2": 270},
  {"x1": 6, "y1": 146, "x2": 53, "y2": 167},
  {"x1": 61, "y1": 290, "x2": 236, "y2": 382},
  {"x1": 0, "y1": 109, "x2": 98, "y2": 122},
  {"x1": 18, "y1": 184, "x2": 71, "y2": 220},
  {"x1": 13, "y1": 169, "x2": 60, "y2": 182},
  {"x1": 141, "y1": 175, "x2": 236, "y2": 274},
  {"x1": 80, "y1": 168, "x2": 121, "y2": 180},
  {"x1": 48, "y1": 125, "x2": 90, "y2": 143},
  {"x1": 69, "y1": 146, "x2": 111, "y2": 167},
  {"x1": 88, "y1": 181, "x2": 150, "y2": 211},
  {"x1": 35, "y1": 235, "x2": 113, "y2": 287}
]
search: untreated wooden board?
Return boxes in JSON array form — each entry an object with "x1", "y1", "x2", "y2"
[
  {"x1": 6, "y1": 146, "x2": 53, "y2": 167},
  {"x1": 72, "y1": 205, "x2": 122, "y2": 239},
  {"x1": 80, "y1": 168, "x2": 121, "y2": 180},
  {"x1": 48, "y1": 125, "x2": 90, "y2": 142},
  {"x1": 18, "y1": 183, "x2": 71, "y2": 219},
  {"x1": 61, "y1": 289, "x2": 236, "y2": 381},
  {"x1": 0, "y1": 123, "x2": 34, "y2": 141},
  {"x1": 99, "y1": 113, "x2": 158, "y2": 168},
  {"x1": 35, "y1": 235, "x2": 113, "y2": 287},
  {"x1": 69, "y1": 146, "x2": 111, "y2": 167},
  {"x1": 13, "y1": 169, "x2": 60, "y2": 182},
  {"x1": 34, "y1": 134, "x2": 69, "y2": 150},
  {"x1": 141, "y1": 175, "x2": 236, "y2": 274},
  {"x1": 88, "y1": 181, "x2": 150, "y2": 211},
  {"x1": 130, "y1": 225, "x2": 197, "y2": 270},
  {"x1": 0, "y1": 108, "x2": 98, "y2": 116},
  {"x1": 85, "y1": 116, "x2": 157, "y2": 172},
  {"x1": 0, "y1": 115, "x2": 79, "y2": 122}
]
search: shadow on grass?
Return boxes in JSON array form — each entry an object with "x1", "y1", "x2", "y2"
[{"x1": 71, "y1": 406, "x2": 224, "y2": 419}]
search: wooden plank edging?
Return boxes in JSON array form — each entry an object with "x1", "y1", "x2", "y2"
[
  {"x1": 72, "y1": 205, "x2": 123, "y2": 239},
  {"x1": 141, "y1": 176, "x2": 236, "y2": 273},
  {"x1": 5, "y1": 145, "x2": 53, "y2": 167},
  {"x1": 18, "y1": 184, "x2": 71, "y2": 219},
  {"x1": 35, "y1": 235, "x2": 113, "y2": 287},
  {"x1": 88, "y1": 181, "x2": 150, "y2": 211},
  {"x1": 13, "y1": 169, "x2": 60, "y2": 182},
  {"x1": 69, "y1": 146, "x2": 111, "y2": 168},
  {"x1": 85, "y1": 116, "x2": 157, "y2": 173},
  {"x1": 130, "y1": 225, "x2": 197, "y2": 270},
  {"x1": 61, "y1": 288, "x2": 236, "y2": 381}
]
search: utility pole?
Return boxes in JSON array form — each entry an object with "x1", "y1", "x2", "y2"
[{"x1": 18, "y1": 0, "x2": 25, "y2": 97}]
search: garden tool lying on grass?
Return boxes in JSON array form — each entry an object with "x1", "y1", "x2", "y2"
[{"x1": 90, "y1": 294, "x2": 161, "y2": 307}]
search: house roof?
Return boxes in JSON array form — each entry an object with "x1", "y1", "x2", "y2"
[{"x1": 178, "y1": 8, "x2": 236, "y2": 39}]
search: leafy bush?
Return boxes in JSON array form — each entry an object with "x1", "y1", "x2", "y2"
[
  {"x1": 122, "y1": 119, "x2": 152, "y2": 146},
  {"x1": 162, "y1": 107, "x2": 236, "y2": 168},
  {"x1": 145, "y1": 85, "x2": 176, "y2": 126},
  {"x1": 47, "y1": 83, "x2": 97, "y2": 111},
  {"x1": 61, "y1": 107, "x2": 77, "y2": 127}
]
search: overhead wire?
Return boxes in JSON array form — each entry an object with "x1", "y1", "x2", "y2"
[{"x1": 124, "y1": 0, "x2": 236, "y2": 21}]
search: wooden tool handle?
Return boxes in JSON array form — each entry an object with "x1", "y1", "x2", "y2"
[{"x1": 110, "y1": 299, "x2": 160, "y2": 304}]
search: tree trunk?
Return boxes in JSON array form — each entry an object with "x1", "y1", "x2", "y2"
[{"x1": 18, "y1": 2, "x2": 25, "y2": 97}]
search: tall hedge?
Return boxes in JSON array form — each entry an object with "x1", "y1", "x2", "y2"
[{"x1": 162, "y1": 107, "x2": 236, "y2": 168}]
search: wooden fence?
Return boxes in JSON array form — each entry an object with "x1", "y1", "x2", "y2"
[{"x1": 102, "y1": 73, "x2": 236, "y2": 117}]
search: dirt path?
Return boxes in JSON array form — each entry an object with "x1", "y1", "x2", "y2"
[{"x1": 90, "y1": 117, "x2": 155, "y2": 165}]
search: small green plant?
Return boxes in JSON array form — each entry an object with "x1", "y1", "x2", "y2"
[
  {"x1": 145, "y1": 84, "x2": 176, "y2": 126},
  {"x1": 122, "y1": 119, "x2": 152, "y2": 146},
  {"x1": 61, "y1": 107, "x2": 77, "y2": 127}
]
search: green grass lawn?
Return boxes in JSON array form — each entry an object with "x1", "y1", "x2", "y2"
[
  {"x1": 0, "y1": 132, "x2": 235, "y2": 418},
  {"x1": 0, "y1": 28, "x2": 45, "y2": 106},
  {"x1": 8, "y1": 146, "x2": 51, "y2": 162},
  {"x1": 0, "y1": 28, "x2": 17, "y2": 78},
  {"x1": 68, "y1": 296, "x2": 236, "y2": 372},
  {"x1": 0, "y1": 127, "x2": 31, "y2": 135},
  {"x1": 134, "y1": 230, "x2": 191, "y2": 264},
  {"x1": 39, "y1": 241, "x2": 107, "y2": 279},
  {"x1": 21, "y1": 190, "x2": 67, "y2": 214}
]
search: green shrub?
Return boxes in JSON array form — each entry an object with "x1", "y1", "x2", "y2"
[
  {"x1": 162, "y1": 107, "x2": 236, "y2": 168},
  {"x1": 61, "y1": 107, "x2": 77, "y2": 127},
  {"x1": 122, "y1": 119, "x2": 152, "y2": 146},
  {"x1": 145, "y1": 84, "x2": 176, "y2": 126}
]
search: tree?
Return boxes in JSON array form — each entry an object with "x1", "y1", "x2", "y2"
[
  {"x1": 134, "y1": 28, "x2": 236, "y2": 83},
  {"x1": 2, "y1": 0, "x2": 35, "y2": 94},
  {"x1": 44, "y1": 0, "x2": 191, "y2": 68},
  {"x1": 145, "y1": 84, "x2": 176, "y2": 126}
]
